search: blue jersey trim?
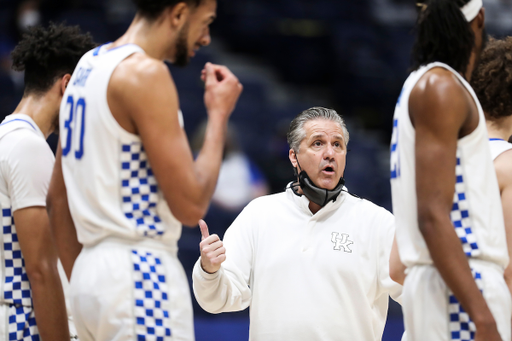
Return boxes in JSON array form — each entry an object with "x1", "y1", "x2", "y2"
[
  {"x1": 93, "y1": 42, "x2": 138, "y2": 56},
  {"x1": 0, "y1": 119, "x2": 36, "y2": 131},
  {"x1": 489, "y1": 138, "x2": 505, "y2": 141}
]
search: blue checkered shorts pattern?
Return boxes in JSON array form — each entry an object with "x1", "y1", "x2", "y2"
[
  {"x1": 451, "y1": 156, "x2": 480, "y2": 257},
  {"x1": 8, "y1": 305, "x2": 39, "y2": 341},
  {"x1": 131, "y1": 250, "x2": 172, "y2": 340},
  {"x1": 2, "y1": 208, "x2": 32, "y2": 307},
  {"x1": 120, "y1": 143, "x2": 164, "y2": 237},
  {"x1": 449, "y1": 270, "x2": 483, "y2": 341}
]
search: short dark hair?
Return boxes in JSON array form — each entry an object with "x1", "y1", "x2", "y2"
[
  {"x1": 132, "y1": 0, "x2": 204, "y2": 20},
  {"x1": 471, "y1": 37, "x2": 512, "y2": 120},
  {"x1": 411, "y1": 0, "x2": 475, "y2": 75},
  {"x1": 11, "y1": 22, "x2": 96, "y2": 96}
]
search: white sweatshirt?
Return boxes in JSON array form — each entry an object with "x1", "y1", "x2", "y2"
[{"x1": 193, "y1": 187, "x2": 402, "y2": 341}]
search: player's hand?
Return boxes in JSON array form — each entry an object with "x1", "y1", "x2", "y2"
[
  {"x1": 198, "y1": 219, "x2": 226, "y2": 274},
  {"x1": 202, "y1": 62, "x2": 243, "y2": 121}
]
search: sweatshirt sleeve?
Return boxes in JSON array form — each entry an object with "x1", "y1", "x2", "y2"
[
  {"x1": 376, "y1": 209, "x2": 403, "y2": 304},
  {"x1": 192, "y1": 202, "x2": 256, "y2": 313}
]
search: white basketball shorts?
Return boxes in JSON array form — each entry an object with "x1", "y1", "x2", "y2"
[
  {"x1": 69, "y1": 239, "x2": 194, "y2": 341},
  {"x1": 403, "y1": 259, "x2": 511, "y2": 341}
]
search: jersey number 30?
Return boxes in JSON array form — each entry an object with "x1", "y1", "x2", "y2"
[{"x1": 62, "y1": 95, "x2": 86, "y2": 160}]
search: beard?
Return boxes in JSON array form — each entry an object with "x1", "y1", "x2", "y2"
[{"x1": 174, "y1": 23, "x2": 190, "y2": 67}]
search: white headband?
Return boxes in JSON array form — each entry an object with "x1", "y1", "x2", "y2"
[{"x1": 461, "y1": 0, "x2": 483, "y2": 22}]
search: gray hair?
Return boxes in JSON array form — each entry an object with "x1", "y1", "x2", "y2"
[{"x1": 286, "y1": 107, "x2": 350, "y2": 153}]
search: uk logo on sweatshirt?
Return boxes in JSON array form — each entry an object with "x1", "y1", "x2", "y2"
[{"x1": 331, "y1": 232, "x2": 353, "y2": 253}]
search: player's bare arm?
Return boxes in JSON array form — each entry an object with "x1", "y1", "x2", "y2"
[
  {"x1": 108, "y1": 54, "x2": 242, "y2": 226},
  {"x1": 411, "y1": 68, "x2": 501, "y2": 339},
  {"x1": 47, "y1": 144, "x2": 82, "y2": 280},
  {"x1": 493, "y1": 150, "x2": 512, "y2": 303},
  {"x1": 14, "y1": 207, "x2": 69, "y2": 340}
]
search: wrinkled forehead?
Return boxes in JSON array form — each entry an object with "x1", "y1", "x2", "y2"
[{"x1": 303, "y1": 119, "x2": 344, "y2": 140}]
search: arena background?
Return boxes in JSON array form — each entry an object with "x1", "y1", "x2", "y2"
[{"x1": 1, "y1": 0, "x2": 512, "y2": 340}]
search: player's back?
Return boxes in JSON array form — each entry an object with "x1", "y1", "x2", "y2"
[
  {"x1": 60, "y1": 43, "x2": 182, "y2": 248},
  {"x1": 390, "y1": 62, "x2": 508, "y2": 269}
]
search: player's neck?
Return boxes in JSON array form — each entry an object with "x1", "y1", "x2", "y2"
[
  {"x1": 113, "y1": 15, "x2": 179, "y2": 61},
  {"x1": 13, "y1": 93, "x2": 57, "y2": 138},
  {"x1": 486, "y1": 116, "x2": 512, "y2": 141}
]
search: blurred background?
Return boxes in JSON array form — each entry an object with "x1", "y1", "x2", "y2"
[{"x1": 2, "y1": 0, "x2": 512, "y2": 340}]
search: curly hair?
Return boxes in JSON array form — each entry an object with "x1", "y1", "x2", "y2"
[
  {"x1": 471, "y1": 37, "x2": 512, "y2": 120},
  {"x1": 11, "y1": 22, "x2": 96, "y2": 96},
  {"x1": 132, "y1": 0, "x2": 204, "y2": 20},
  {"x1": 411, "y1": 0, "x2": 474, "y2": 75}
]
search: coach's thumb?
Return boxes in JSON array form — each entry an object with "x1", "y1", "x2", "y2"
[{"x1": 199, "y1": 219, "x2": 210, "y2": 240}]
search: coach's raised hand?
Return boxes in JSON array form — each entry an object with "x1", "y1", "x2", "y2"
[
  {"x1": 203, "y1": 62, "x2": 243, "y2": 122},
  {"x1": 199, "y1": 219, "x2": 226, "y2": 274}
]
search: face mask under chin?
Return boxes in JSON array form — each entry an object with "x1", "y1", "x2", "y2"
[{"x1": 295, "y1": 169, "x2": 345, "y2": 207}]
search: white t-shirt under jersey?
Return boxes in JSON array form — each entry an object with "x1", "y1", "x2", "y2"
[
  {"x1": 60, "y1": 43, "x2": 184, "y2": 248},
  {"x1": 390, "y1": 62, "x2": 508, "y2": 269}
]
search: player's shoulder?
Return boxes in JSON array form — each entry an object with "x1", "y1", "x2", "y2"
[
  {"x1": 1, "y1": 127, "x2": 46, "y2": 150},
  {"x1": 494, "y1": 148, "x2": 512, "y2": 182},
  {"x1": 412, "y1": 67, "x2": 467, "y2": 102},
  {"x1": 0, "y1": 129, "x2": 52, "y2": 167},
  {"x1": 113, "y1": 53, "x2": 171, "y2": 88},
  {"x1": 108, "y1": 53, "x2": 175, "y2": 108}
]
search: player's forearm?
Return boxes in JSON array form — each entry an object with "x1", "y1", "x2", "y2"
[
  {"x1": 28, "y1": 264, "x2": 70, "y2": 341},
  {"x1": 183, "y1": 119, "x2": 227, "y2": 218},
  {"x1": 194, "y1": 117, "x2": 227, "y2": 187},
  {"x1": 419, "y1": 215, "x2": 496, "y2": 327},
  {"x1": 47, "y1": 197, "x2": 82, "y2": 279}
]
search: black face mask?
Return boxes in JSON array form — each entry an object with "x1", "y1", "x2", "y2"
[{"x1": 293, "y1": 157, "x2": 345, "y2": 207}]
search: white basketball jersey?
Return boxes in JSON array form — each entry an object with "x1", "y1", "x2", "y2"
[
  {"x1": 390, "y1": 62, "x2": 508, "y2": 269},
  {"x1": 489, "y1": 138, "x2": 512, "y2": 161},
  {"x1": 60, "y1": 43, "x2": 183, "y2": 247}
]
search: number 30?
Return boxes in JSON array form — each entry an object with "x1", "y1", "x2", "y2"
[{"x1": 62, "y1": 95, "x2": 86, "y2": 159}]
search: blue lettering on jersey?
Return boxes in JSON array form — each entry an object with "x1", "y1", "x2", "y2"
[
  {"x1": 390, "y1": 118, "x2": 400, "y2": 179},
  {"x1": 73, "y1": 67, "x2": 92, "y2": 87}
]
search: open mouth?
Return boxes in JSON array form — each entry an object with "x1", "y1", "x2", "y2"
[{"x1": 322, "y1": 166, "x2": 335, "y2": 174}]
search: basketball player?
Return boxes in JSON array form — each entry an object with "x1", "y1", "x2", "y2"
[
  {"x1": 46, "y1": 0, "x2": 242, "y2": 340},
  {"x1": 390, "y1": 0, "x2": 510, "y2": 340},
  {"x1": 1, "y1": 23, "x2": 95, "y2": 340},
  {"x1": 193, "y1": 107, "x2": 403, "y2": 340},
  {"x1": 471, "y1": 36, "x2": 512, "y2": 325}
]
